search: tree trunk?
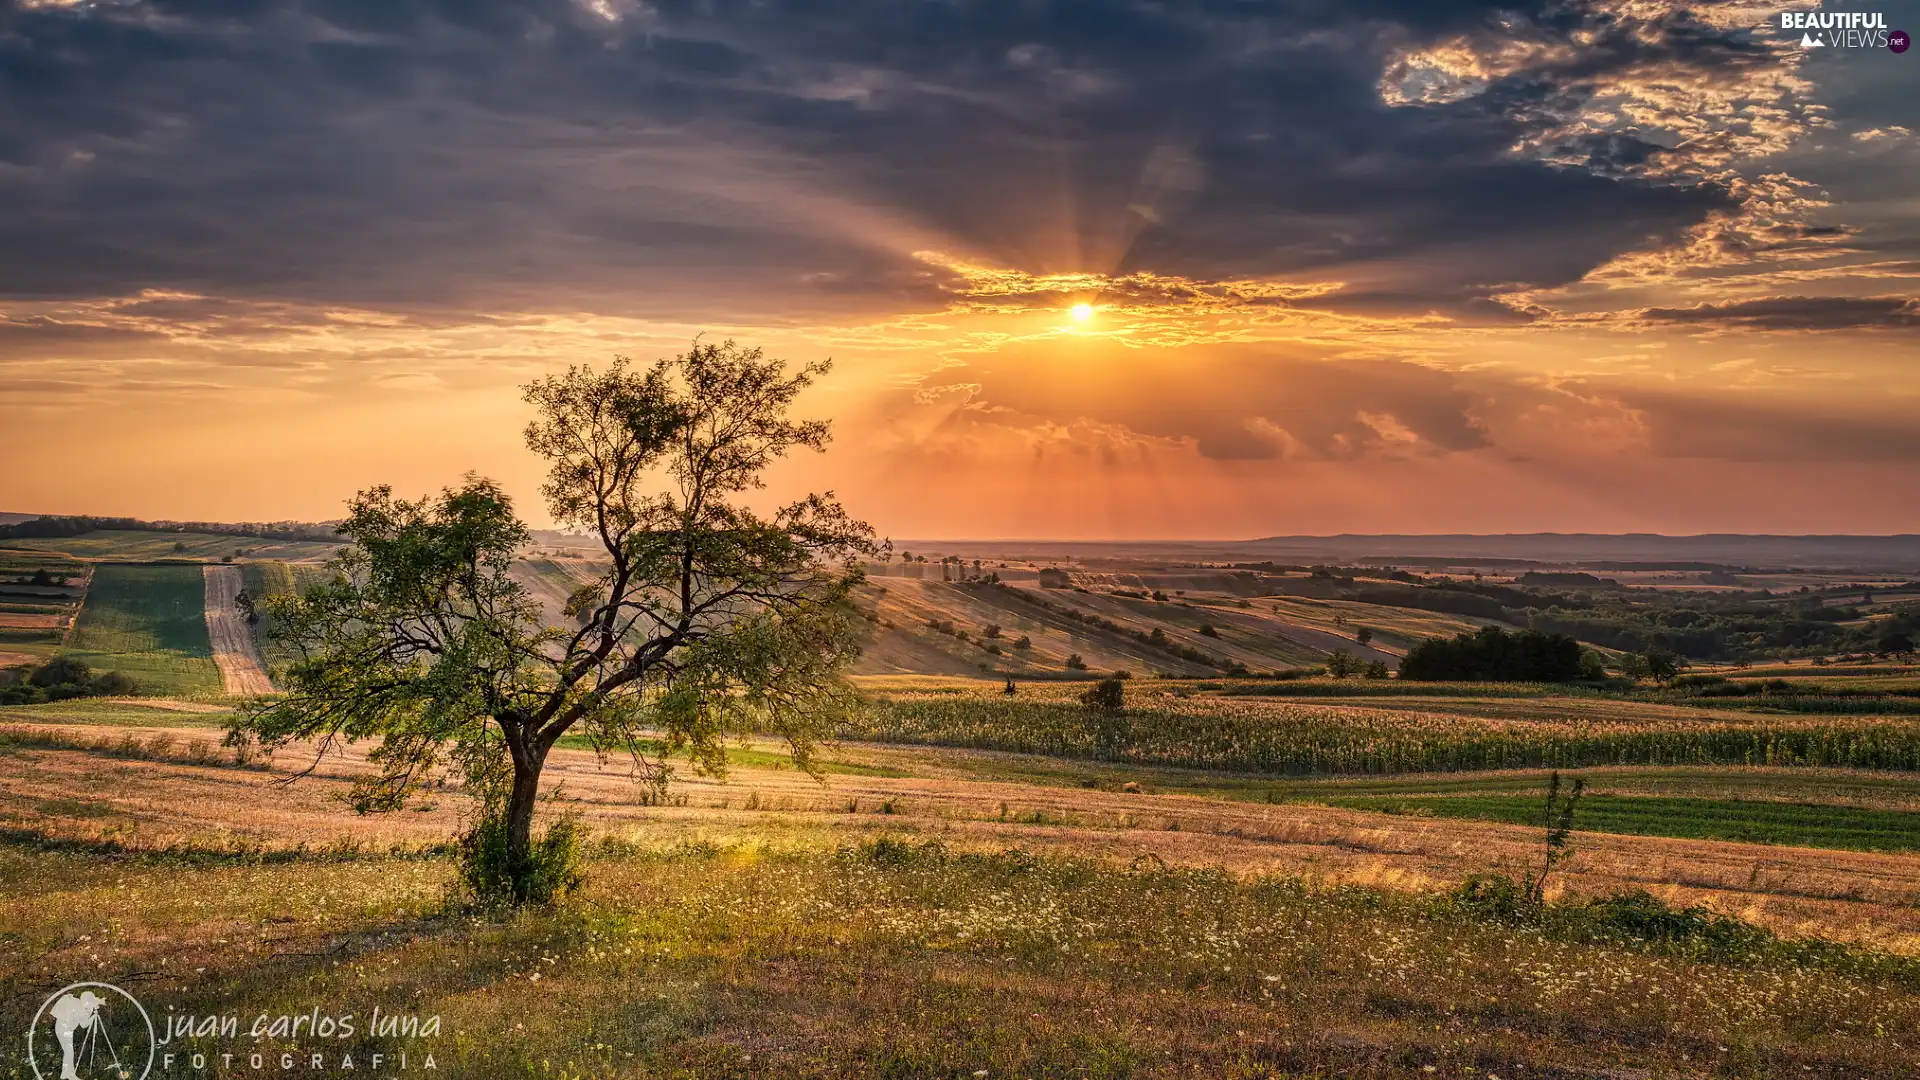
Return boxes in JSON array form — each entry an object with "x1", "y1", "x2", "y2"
[{"x1": 503, "y1": 740, "x2": 548, "y2": 902}]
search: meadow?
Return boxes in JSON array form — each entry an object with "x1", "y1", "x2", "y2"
[
  {"x1": 8, "y1": 682, "x2": 1920, "y2": 1077},
  {"x1": 60, "y1": 563, "x2": 222, "y2": 696},
  {"x1": 5, "y1": 835, "x2": 1920, "y2": 1079}
]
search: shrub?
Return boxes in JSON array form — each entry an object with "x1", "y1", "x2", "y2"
[
  {"x1": 457, "y1": 805, "x2": 584, "y2": 909},
  {"x1": 1080, "y1": 677, "x2": 1125, "y2": 712}
]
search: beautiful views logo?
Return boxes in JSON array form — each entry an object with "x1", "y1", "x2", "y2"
[
  {"x1": 1779, "y1": 10, "x2": 1906, "y2": 49},
  {"x1": 26, "y1": 983, "x2": 156, "y2": 1080}
]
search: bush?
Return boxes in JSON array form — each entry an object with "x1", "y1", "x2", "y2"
[
  {"x1": 0, "y1": 657, "x2": 139, "y2": 705},
  {"x1": 1080, "y1": 677, "x2": 1125, "y2": 712},
  {"x1": 458, "y1": 806, "x2": 584, "y2": 908},
  {"x1": 1451, "y1": 873, "x2": 1535, "y2": 923}
]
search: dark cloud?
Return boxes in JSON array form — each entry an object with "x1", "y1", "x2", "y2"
[
  {"x1": 1643, "y1": 295, "x2": 1920, "y2": 331},
  {"x1": 0, "y1": 0, "x2": 1781, "y2": 318}
]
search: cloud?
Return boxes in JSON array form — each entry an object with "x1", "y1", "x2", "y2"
[
  {"x1": 908, "y1": 343, "x2": 1491, "y2": 463},
  {"x1": 1612, "y1": 388, "x2": 1920, "y2": 462},
  {"x1": 0, "y1": 0, "x2": 1815, "y2": 321},
  {"x1": 1643, "y1": 295, "x2": 1920, "y2": 331}
]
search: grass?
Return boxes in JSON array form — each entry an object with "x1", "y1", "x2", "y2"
[
  {"x1": 3, "y1": 836, "x2": 1918, "y2": 1078},
  {"x1": 1313, "y1": 792, "x2": 1920, "y2": 853},
  {"x1": 62, "y1": 562, "x2": 222, "y2": 696},
  {"x1": 0, "y1": 698, "x2": 233, "y2": 728}
]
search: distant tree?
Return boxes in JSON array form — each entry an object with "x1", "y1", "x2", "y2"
[
  {"x1": 28, "y1": 655, "x2": 92, "y2": 688},
  {"x1": 1644, "y1": 648, "x2": 1682, "y2": 684},
  {"x1": 1013, "y1": 635, "x2": 1032, "y2": 651},
  {"x1": 1355, "y1": 627, "x2": 1373, "y2": 646},
  {"x1": 172, "y1": 541, "x2": 188, "y2": 553},
  {"x1": 232, "y1": 342, "x2": 877, "y2": 907},
  {"x1": 234, "y1": 588, "x2": 258, "y2": 625},
  {"x1": 1577, "y1": 650, "x2": 1607, "y2": 681},
  {"x1": 1065, "y1": 652, "x2": 1087, "y2": 670},
  {"x1": 1149, "y1": 627, "x2": 1168, "y2": 646},
  {"x1": 1325, "y1": 649, "x2": 1360, "y2": 679},
  {"x1": 1080, "y1": 676, "x2": 1125, "y2": 712},
  {"x1": 1362, "y1": 660, "x2": 1390, "y2": 679},
  {"x1": 1878, "y1": 629, "x2": 1915, "y2": 660},
  {"x1": 1198, "y1": 624, "x2": 1219, "y2": 638},
  {"x1": 983, "y1": 623, "x2": 1002, "y2": 639},
  {"x1": 1399, "y1": 626, "x2": 1584, "y2": 682}
]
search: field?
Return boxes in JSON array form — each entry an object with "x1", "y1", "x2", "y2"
[
  {"x1": 59, "y1": 562, "x2": 222, "y2": 696},
  {"x1": 7, "y1": 686, "x2": 1920, "y2": 1076},
  {"x1": 0, "y1": 550, "x2": 86, "y2": 663},
  {"x1": 203, "y1": 564, "x2": 273, "y2": 695},
  {"x1": 1, "y1": 529, "x2": 339, "y2": 563},
  {"x1": 7, "y1": 536, "x2": 1920, "y2": 1077},
  {"x1": 849, "y1": 679, "x2": 1920, "y2": 775}
]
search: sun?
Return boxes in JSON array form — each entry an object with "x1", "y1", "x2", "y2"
[{"x1": 1069, "y1": 302, "x2": 1094, "y2": 323}]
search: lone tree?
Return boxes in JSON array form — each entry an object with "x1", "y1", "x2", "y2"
[{"x1": 233, "y1": 341, "x2": 879, "y2": 905}]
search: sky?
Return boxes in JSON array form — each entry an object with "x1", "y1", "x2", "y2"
[{"x1": 2, "y1": 0, "x2": 1918, "y2": 538}]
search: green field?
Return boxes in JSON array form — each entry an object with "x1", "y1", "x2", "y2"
[
  {"x1": 1313, "y1": 791, "x2": 1920, "y2": 853},
  {"x1": 61, "y1": 563, "x2": 221, "y2": 696}
]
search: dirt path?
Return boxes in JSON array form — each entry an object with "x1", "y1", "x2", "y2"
[{"x1": 202, "y1": 565, "x2": 273, "y2": 695}]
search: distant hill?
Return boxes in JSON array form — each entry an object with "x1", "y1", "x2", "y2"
[{"x1": 895, "y1": 534, "x2": 1920, "y2": 573}]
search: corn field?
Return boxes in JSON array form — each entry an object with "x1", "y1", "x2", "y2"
[{"x1": 851, "y1": 684, "x2": 1920, "y2": 776}]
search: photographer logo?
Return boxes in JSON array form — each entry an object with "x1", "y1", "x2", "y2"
[{"x1": 27, "y1": 983, "x2": 155, "y2": 1080}]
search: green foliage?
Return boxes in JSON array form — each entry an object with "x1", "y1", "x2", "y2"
[
  {"x1": 1324, "y1": 648, "x2": 1359, "y2": 678},
  {"x1": 457, "y1": 796, "x2": 584, "y2": 908}
]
